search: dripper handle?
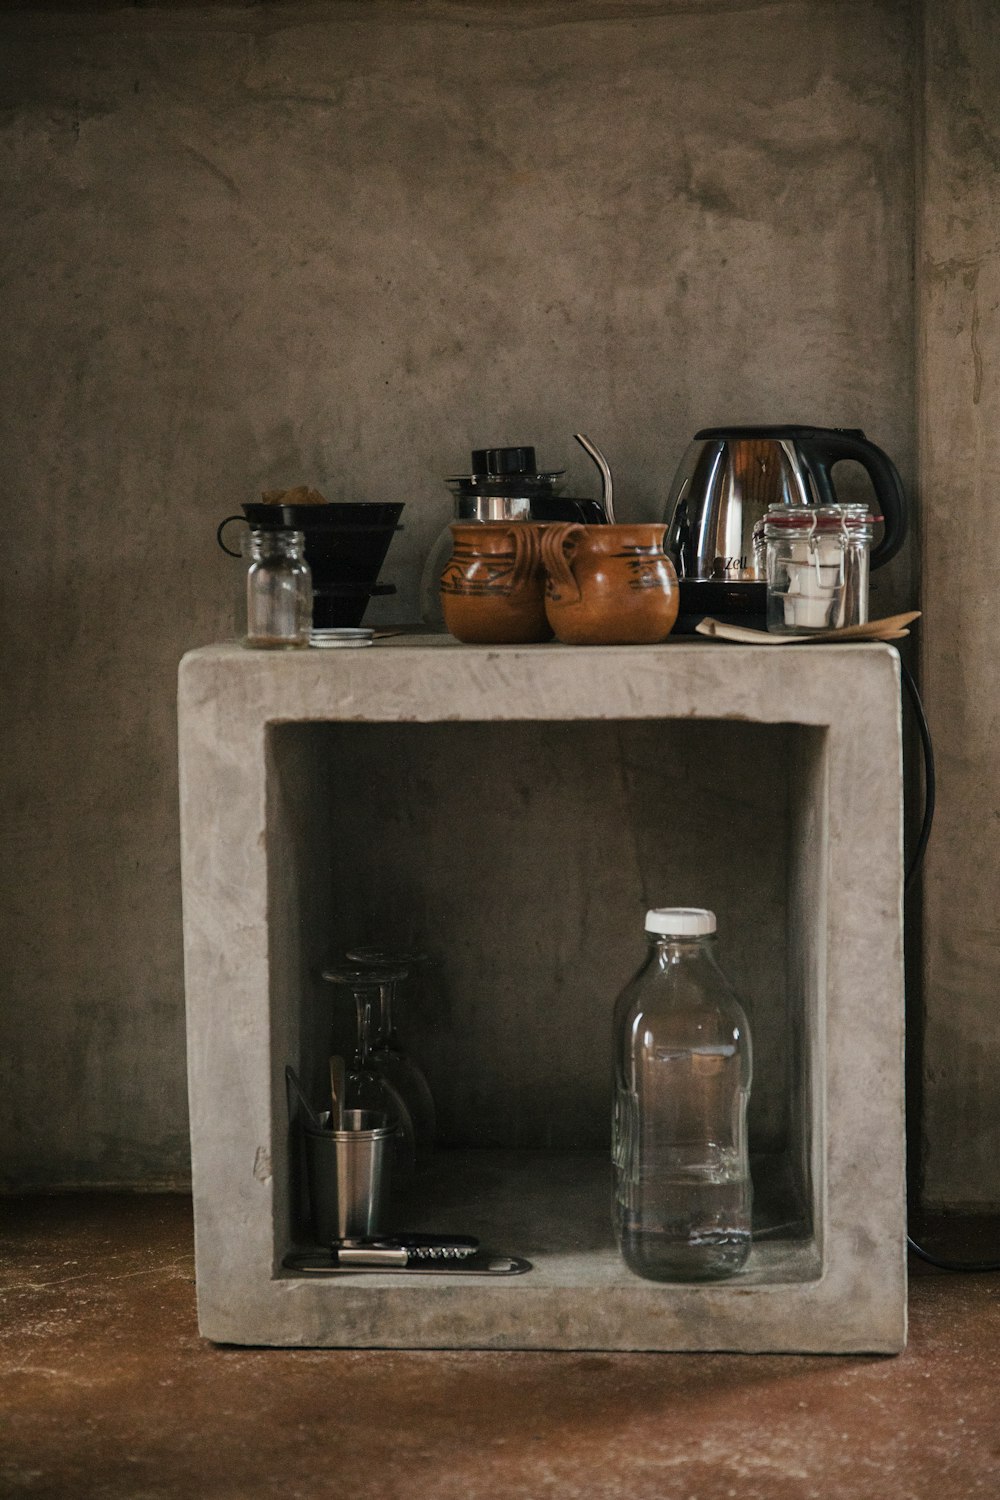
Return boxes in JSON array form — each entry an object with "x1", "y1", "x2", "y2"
[{"x1": 216, "y1": 515, "x2": 246, "y2": 558}]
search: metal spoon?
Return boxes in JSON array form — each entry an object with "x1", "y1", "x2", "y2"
[{"x1": 328, "y1": 1055, "x2": 346, "y2": 1132}]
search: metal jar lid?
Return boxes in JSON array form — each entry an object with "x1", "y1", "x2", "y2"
[
  {"x1": 308, "y1": 628, "x2": 374, "y2": 649},
  {"x1": 763, "y1": 503, "x2": 876, "y2": 534}
]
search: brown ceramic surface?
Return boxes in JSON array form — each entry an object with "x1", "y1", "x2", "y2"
[
  {"x1": 541, "y1": 523, "x2": 679, "y2": 644},
  {"x1": 440, "y1": 522, "x2": 551, "y2": 643}
]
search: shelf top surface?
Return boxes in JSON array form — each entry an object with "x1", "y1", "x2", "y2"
[
  {"x1": 179, "y1": 635, "x2": 903, "y2": 731},
  {"x1": 185, "y1": 633, "x2": 900, "y2": 661}
]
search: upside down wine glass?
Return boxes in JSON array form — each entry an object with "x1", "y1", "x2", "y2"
[
  {"x1": 344, "y1": 947, "x2": 437, "y2": 1163},
  {"x1": 321, "y1": 966, "x2": 417, "y2": 1174}
]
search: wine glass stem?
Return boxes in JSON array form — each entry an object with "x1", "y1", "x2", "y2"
[
  {"x1": 354, "y1": 993, "x2": 374, "y2": 1070},
  {"x1": 376, "y1": 980, "x2": 396, "y2": 1043}
]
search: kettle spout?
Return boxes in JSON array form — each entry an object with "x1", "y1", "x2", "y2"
[{"x1": 573, "y1": 433, "x2": 616, "y2": 524}]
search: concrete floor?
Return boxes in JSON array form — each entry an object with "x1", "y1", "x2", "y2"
[{"x1": 2, "y1": 1197, "x2": 999, "y2": 1499}]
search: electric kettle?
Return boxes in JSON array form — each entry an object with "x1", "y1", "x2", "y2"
[{"x1": 663, "y1": 425, "x2": 907, "y2": 624}]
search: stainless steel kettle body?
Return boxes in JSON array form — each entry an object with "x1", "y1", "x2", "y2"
[{"x1": 664, "y1": 425, "x2": 907, "y2": 619}]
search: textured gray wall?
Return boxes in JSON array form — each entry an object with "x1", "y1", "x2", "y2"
[
  {"x1": 0, "y1": 0, "x2": 918, "y2": 1189},
  {"x1": 920, "y1": 1, "x2": 1000, "y2": 1209}
]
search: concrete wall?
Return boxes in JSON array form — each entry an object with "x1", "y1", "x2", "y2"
[
  {"x1": 0, "y1": 0, "x2": 920, "y2": 1189},
  {"x1": 919, "y1": 1, "x2": 1000, "y2": 1209}
]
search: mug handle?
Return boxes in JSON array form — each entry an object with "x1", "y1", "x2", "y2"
[
  {"x1": 540, "y1": 523, "x2": 584, "y2": 603},
  {"x1": 216, "y1": 514, "x2": 247, "y2": 558},
  {"x1": 507, "y1": 523, "x2": 540, "y2": 590}
]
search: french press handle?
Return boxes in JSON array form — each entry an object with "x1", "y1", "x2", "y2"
[{"x1": 798, "y1": 429, "x2": 907, "y2": 569}]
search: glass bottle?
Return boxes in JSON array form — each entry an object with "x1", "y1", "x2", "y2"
[
  {"x1": 612, "y1": 907, "x2": 752, "y2": 1281},
  {"x1": 343, "y1": 948, "x2": 436, "y2": 1162},
  {"x1": 244, "y1": 527, "x2": 313, "y2": 648},
  {"x1": 322, "y1": 967, "x2": 417, "y2": 1174}
]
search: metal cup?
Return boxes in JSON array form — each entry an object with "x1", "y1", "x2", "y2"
[{"x1": 303, "y1": 1109, "x2": 395, "y2": 1245}]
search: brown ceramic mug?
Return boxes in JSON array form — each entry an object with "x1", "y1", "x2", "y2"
[
  {"x1": 540, "y1": 523, "x2": 679, "y2": 645},
  {"x1": 440, "y1": 522, "x2": 552, "y2": 644}
]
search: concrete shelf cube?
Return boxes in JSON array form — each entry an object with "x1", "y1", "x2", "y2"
[{"x1": 178, "y1": 637, "x2": 905, "y2": 1352}]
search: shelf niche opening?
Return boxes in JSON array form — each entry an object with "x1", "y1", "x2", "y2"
[{"x1": 267, "y1": 717, "x2": 825, "y2": 1282}]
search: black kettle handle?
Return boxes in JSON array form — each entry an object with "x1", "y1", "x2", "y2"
[{"x1": 800, "y1": 430, "x2": 907, "y2": 569}]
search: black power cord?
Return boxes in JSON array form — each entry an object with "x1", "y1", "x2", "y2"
[
  {"x1": 900, "y1": 661, "x2": 935, "y2": 897},
  {"x1": 899, "y1": 659, "x2": 1000, "y2": 1272}
]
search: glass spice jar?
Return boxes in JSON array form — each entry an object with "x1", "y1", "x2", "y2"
[{"x1": 244, "y1": 528, "x2": 313, "y2": 649}]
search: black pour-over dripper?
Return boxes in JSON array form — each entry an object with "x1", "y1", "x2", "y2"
[{"x1": 217, "y1": 500, "x2": 403, "y2": 628}]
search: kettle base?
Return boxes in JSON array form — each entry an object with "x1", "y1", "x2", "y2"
[{"x1": 673, "y1": 580, "x2": 767, "y2": 634}]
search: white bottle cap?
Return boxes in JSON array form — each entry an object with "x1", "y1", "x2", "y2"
[{"x1": 644, "y1": 907, "x2": 716, "y2": 937}]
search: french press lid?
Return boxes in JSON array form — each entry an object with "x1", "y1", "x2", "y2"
[{"x1": 447, "y1": 445, "x2": 565, "y2": 497}]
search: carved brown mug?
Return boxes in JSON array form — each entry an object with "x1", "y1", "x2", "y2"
[
  {"x1": 540, "y1": 523, "x2": 679, "y2": 645},
  {"x1": 439, "y1": 522, "x2": 552, "y2": 644}
]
